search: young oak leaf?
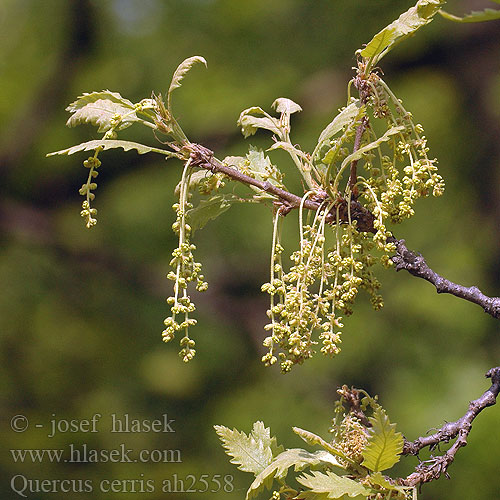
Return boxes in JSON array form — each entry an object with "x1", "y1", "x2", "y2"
[
  {"x1": 246, "y1": 448, "x2": 342, "y2": 500},
  {"x1": 439, "y1": 7, "x2": 500, "y2": 23},
  {"x1": 293, "y1": 427, "x2": 348, "y2": 465},
  {"x1": 66, "y1": 91, "x2": 138, "y2": 133},
  {"x1": 361, "y1": 407, "x2": 403, "y2": 473},
  {"x1": 167, "y1": 56, "x2": 207, "y2": 111},
  {"x1": 214, "y1": 422, "x2": 283, "y2": 476},
  {"x1": 47, "y1": 139, "x2": 177, "y2": 157},
  {"x1": 359, "y1": 0, "x2": 446, "y2": 64},
  {"x1": 237, "y1": 107, "x2": 281, "y2": 138},
  {"x1": 296, "y1": 470, "x2": 371, "y2": 499}
]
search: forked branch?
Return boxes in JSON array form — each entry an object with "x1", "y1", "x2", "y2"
[{"x1": 402, "y1": 367, "x2": 500, "y2": 486}]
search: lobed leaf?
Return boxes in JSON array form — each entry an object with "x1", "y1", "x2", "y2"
[
  {"x1": 66, "y1": 90, "x2": 135, "y2": 112},
  {"x1": 47, "y1": 139, "x2": 176, "y2": 157},
  {"x1": 214, "y1": 422, "x2": 283, "y2": 476},
  {"x1": 66, "y1": 91, "x2": 138, "y2": 132},
  {"x1": 361, "y1": 408, "x2": 403, "y2": 473},
  {"x1": 296, "y1": 470, "x2": 371, "y2": 499},
  {"x1": 167, "y1": 56, "x2": 207, "y2": 109},
  {"x1": 439, "y1": 7, "x2": 500, "y2": 22},
  {"x1": 246, "y1": 448, "x2": 342, "y2": 500},
  {"x1": 359, "y1": 0, "x2": 446, "y2": 64}
]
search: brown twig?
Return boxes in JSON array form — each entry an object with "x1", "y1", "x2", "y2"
[
  {"x1": 390, "y1": 238, "x2": 500, "y2": 320},
  {"x1": 402, "y1": 367, "x2": 500, "y2": 486},
  {"x1": 186, "y1": 142, "x2": 376, "y2": 232}
]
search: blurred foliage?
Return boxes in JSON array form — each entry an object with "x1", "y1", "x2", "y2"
[{"x1": 1, "y1": 1, "x2": 499, "y2": 499}]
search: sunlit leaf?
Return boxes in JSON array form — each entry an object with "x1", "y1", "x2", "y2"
[
  {"x1": 66, "y1": 90, "x2": 135, "y2": 113},
  {"x1": 267, "y1": 141, "x2": 309, "y2": 162},
  {"x1": 339, "y1": 126, "x2": 404, "y2": 172},
  {"x1": 47, "y1": 140, "x2": 176, "y2": 157},
  {"x1": 167, "y1": 56, "x2": 207, "y2": 110},
  {"x1": 297, "y1": 470, "x2": 371, "y2": 498},
  {"x1": 237, "y1": 107, "x2": 281, "y2": 138},
  {"x1": 214, "y1": 422, "x2": 283, "y2": 476},
  {"x1": 315, "y1": 100, "x2": 362, "y2": 152},
  {"x1": 65, "y1": 91, "x2": 138, "y2": 132},
  {"x1": 246, "y1": 448, "x2": 342, "y2": 500},
  {"x1": 361, "y1": 408, "x2": 403, "y2": 472},
  {"x1": 272, "y1": 97, "x2": 302, "y2": 115},
  {"x1": 439, "y1": 7, "x2": 500, "y2": 22},
  {"x1": 359, "y1": 0, "x2": 445, "y2": 64},
  {"x1": 292, "y1": 427, "x2": 347, "y2": 463}
]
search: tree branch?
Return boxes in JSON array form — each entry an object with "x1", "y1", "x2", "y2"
[
  {"x1": 402, "y1": 367, "x2": 500, "y2": 486},
  {"x1": 390, "y1": 238, "x2": 500, "y2": 319},
  {"x1": 186, "y1": 142, "x2": 376, "y2": 232}
]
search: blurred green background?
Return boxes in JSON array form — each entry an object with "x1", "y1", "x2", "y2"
[{"x1": 1, "y1": 1, "x2": 500, "y2": 499}]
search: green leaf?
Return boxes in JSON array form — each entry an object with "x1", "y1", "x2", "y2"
[
  {"x1": 47, "y1": 140, "x2": 176, "y2": 157},
  {"x1": 361, "y1": 408, "x2": 403, "y2": 473},
  {"x1": 439, "y1": 8, "x2": 500, "y2": 23},
  {"x1": 368, "y1": 472, "x2": 409, "y2": 495},
  {"x1": 187, "y1": 194, "x2": 242, "y2": 232},
  {"x1": 167, "y1": 56, "x2": 207, "y2": 110},
  {"x1": 359, "y1": 0, "x2": 446, "y2": 65},
  {"x1": 237, "y1": 107, "x2": 281, "y2": 138},
  {"x1": 66, "y1": 90, "x2": 135, "y2": 113},
  {"x1": 297, "y1": 470, "x2": 371, "y2": 499},
  {"x1": 316, "y1": 100, "x2": 361, "y2": 147},
  {"x1": 339, "y1": 126, "x2": 404, "y2": 173},
  {"x1": 246, "y1": 448, "x2": 343, "y2": 500},
  {"x1": 66, "y1": 91, "x2": 138, "y2": 132},
  {"x1": 272, "y1": 97, "x2": 302, "y2": 115},
  {"x1": 292, "y1": 427, "x2": 347, "y2": 464},
  {"x1": 214, "y1": 422, "x2": 283, "y2": 476},
  {"x1": 267, "y1": 141, "x2": 309, "y2": 162}
]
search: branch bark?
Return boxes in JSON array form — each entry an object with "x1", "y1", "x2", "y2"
[
  {"x1": 186, "y1": 142, "x2": 376, "y2": 232},
  {"x1": 390, "y1": 238, "x2": 500, "y2": 319},
  {"x1": 402, "y1": 367, "x2": 500, "y2": 486}
]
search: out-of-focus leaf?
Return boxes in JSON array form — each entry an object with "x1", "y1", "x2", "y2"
[
  {"x1": 439, "y1": 8, "x2": 500, "y2": 22},
  {"x1": 66, "y1": 91, "x2": 138, "y2": 132},
  {"x1": 297, "y1": 470, "x2": 371, "y2": 498},
  {"x1": 361, "y1": 408, "x2": 403, "y2": 472},
  {"x1": 272, "y1": 97, "x2": 302, "y2": 115},
  {"x1": 246, "y1": 448, "x2": 343, "y2": 500},
  {"x1": 167, "y1": 56, "x2": 207, "y2": 109},
  {"x1": 214, "y1": 422, "x2": 283, "y2": 476},
  {"x1": 187, "y1": 194, "x2": 243, "y2": 232},
  {"x1": 295, "y1": 492, "x2": 331, "y2": 500},
  {"x1": 47, "y1": 140, "x2": 176, "y2": 157},
  {"x1": 359, "y1": 0, "x2": 445, "y2": 64}
]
